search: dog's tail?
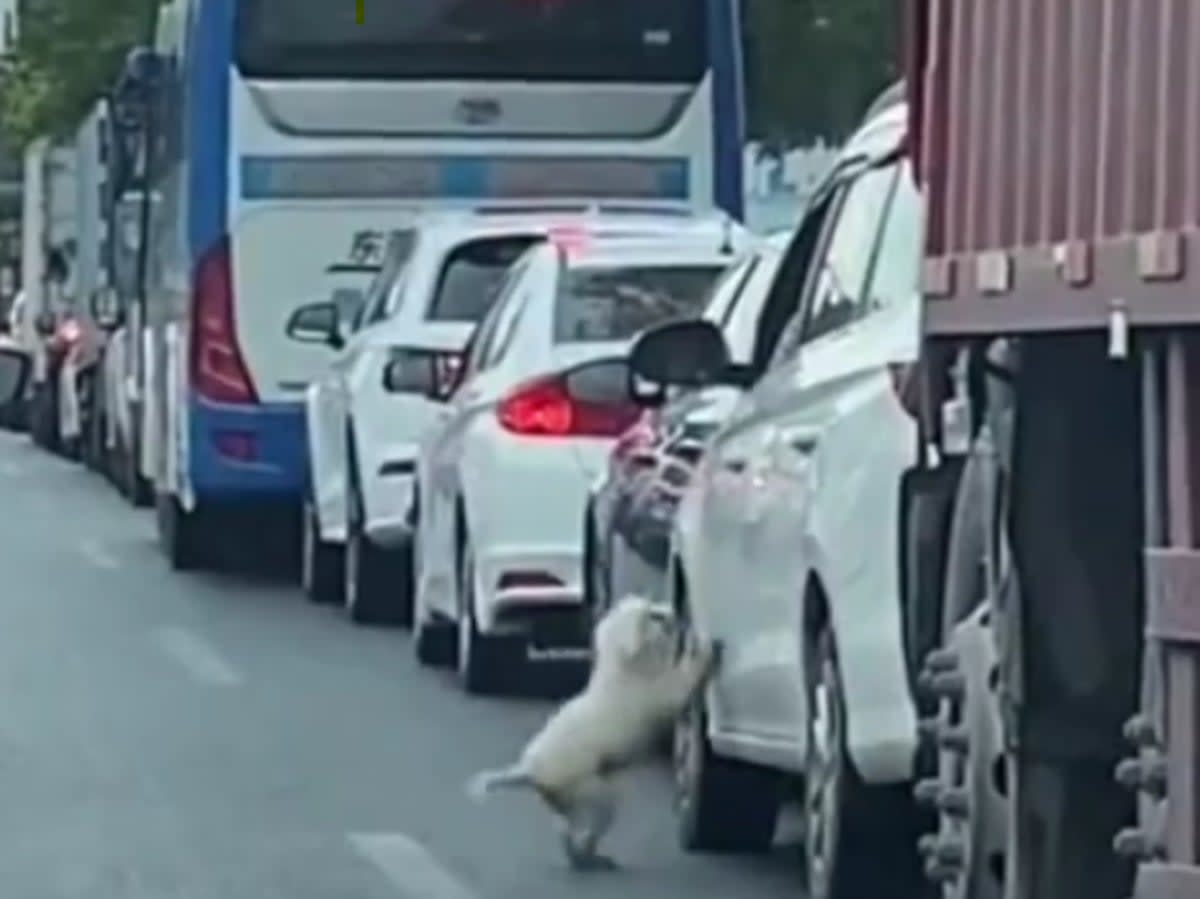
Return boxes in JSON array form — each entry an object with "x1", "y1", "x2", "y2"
[{"x1": 465, "y1": 764, "x2": 531, "y2": 803}]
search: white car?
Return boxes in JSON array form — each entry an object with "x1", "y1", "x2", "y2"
[
  {"x1": 293, "y1": 206, "x2": 743, "y2": 626},
  {"x1": 628, "y1": 100, "x2": 927, "y2": 898},
  {"x1": 408, "y1": 232, "x2": 750, "y2": 694}
]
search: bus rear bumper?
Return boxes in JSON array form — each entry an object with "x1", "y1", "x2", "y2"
[{"x1": 187, "y1": 397, "x2": 307, "y2": 500}]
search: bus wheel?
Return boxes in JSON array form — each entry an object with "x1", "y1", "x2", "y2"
[{"x1": 156, "y1": 493, "x2": 213, "y2": 572}]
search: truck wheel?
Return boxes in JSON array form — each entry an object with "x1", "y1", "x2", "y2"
[
  {"x1": 804, "y1": 623, "x2": 925, "y2": 899},
  {"x1": 915, "y1": 605, "x2": 1007, "y2": 899},
  {"x1": 301, "y1": 493, "x2": 343, "y2": 605}
]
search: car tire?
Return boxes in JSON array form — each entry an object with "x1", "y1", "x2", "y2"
[
  {"x1": 674, "y1": 677, "x2": 782, "y2": 853},
  {"x1": 803, "y1": 623, "x2": 926, "y2": 899},
  {"x1": 301, "y1": 493, "x2": 344, "y2": 605},
  {"x1": 344, "y1": 472, "x2": 413, "y2": 627},
  {"x1": 456, "y1": 539, "x2": 507, "y2": 695}
]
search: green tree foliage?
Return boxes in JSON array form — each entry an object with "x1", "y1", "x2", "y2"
[
  {"x1": 0, "y1": 0, "x2": 156, "y2": 148},
  {"x1": 745, "y1": 0, "x2": 901, "y2": 147}
]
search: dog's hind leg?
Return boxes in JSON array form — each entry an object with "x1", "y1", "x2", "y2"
[{"x1": 560, "y1": 777, "x2": 620, "y2": 871}]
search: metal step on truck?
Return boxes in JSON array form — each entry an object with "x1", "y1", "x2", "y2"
[{"x1": 902, "y1": 1, "x2": 1200, "y2": 898}]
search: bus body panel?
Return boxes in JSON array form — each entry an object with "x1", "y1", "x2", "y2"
[{"x1": 152, "y1": 0, "x2": 743, "y2": 508}]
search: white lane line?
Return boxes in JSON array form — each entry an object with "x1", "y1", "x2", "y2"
[
  {"x1": 154, "y1": 626, "x2": 242, "y2": 687},
  {"x1": 79, "y1": 538, "x2": 120, "y2": 570},
  {"x1": 348, "y1": 833, "x2": 478, "y2": 899}
]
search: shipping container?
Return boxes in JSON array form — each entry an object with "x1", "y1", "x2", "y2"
[{"x1": 907, "y1": 0, "x2": 1200, "y2": 336}]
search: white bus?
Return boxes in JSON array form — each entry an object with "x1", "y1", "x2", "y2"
[{"x1": 136, "y1": 0, "x2": 747, "y2": 567}]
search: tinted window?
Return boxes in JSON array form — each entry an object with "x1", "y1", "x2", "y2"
[
  {"x1": 554, "y1": 264, "x2": 721, "y2": 343},
  {"x1": 235, "y1": 0, "x2": 704, "y2": 83},
  {"x1": 355, "y1": 230, "x2": 417, "y2": 330},
  {"x1": 427, "y1": 236, "x2": 537, "y2": 323}
]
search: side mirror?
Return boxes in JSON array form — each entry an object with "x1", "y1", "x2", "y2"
[
  {"x1": 90, "y1": 289, "x2": 124, "y2": 332},
  {"x1": 382, "y1": 350, "x2": 438, "y2": 398},
  {"x1": 34, "y1": 310, "x2": 56, "y2": 337},
  {"x1": 0, "y1": 346, "x2": 31, "y2": 431},
  {"x1": 285, "y1": 301, "x2": 342, "y2": 348},
  {"x1": 629, "y1": 319, "x2": 731, "y2": 391}
]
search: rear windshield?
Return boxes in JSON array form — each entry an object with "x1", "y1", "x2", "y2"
[
  {"x1": 235, "y1": 0, "x2": 704, "y2": 83},
  {"x1": 554, "y1": 263, "x2": 722, "y2": 343},
  {"x1": 426, "y1": 236, "x2": 538, "y2": 323}
]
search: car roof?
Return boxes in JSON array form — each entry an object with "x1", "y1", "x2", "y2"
[{"x1": 558, "y1": 237, "x2": 746, "y2": 270}]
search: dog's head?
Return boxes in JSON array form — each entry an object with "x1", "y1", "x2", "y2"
[{"x1": 593, "y1": 594, "x2": 679, "y2": 671}]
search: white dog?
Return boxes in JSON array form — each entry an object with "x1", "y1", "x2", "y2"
[{"x1": 466, "y1": 594, "x2": 720, "y2": 870}]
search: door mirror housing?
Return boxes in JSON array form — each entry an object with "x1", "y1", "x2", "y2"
[
  {"x1": 382, "y1": 350, "x2": 438, "y2": 398},
  {"x1": 286, "y1": 301, "x2": 342, "y2": 348},
  {"x1": 629, "y1": 319, "x2": 732, "y2": 392}
]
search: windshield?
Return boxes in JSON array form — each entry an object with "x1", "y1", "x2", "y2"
[
  {"x1": 235, "y1": 0, "x2": 704, "y2": 82},
  {"x1": 554, "y1": 263, "x2": 722, "y2": 343},
  {"x1": 426, "y1": 236, "x2": 539, "y2": 322}
]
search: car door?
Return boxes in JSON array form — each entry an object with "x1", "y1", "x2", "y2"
[
  {"x1": 747, "y1": 159, "x2": 908, "y2": 744},
  {"x1": 419, "y1": 254, "x2": 539, "y2": 618},
  {"x1": 312, "y1": 239, "x2": 411, "y2": 535}
]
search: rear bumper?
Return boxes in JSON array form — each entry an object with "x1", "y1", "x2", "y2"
[{"x1": 188, "y1": 396, "x2": 307, "y2": 500}]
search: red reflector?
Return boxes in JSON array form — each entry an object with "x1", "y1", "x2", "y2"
[
  {"x1": 497, "y1": 374, "x2": 640, "y2": 438},
  {"x1": 213, "y1": 430, "x2": 257, "y2": 461}
]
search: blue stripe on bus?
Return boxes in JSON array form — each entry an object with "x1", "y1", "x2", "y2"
[
  {"x1": 708, "y1": 0, "x2": 746, "y2": 220},
  {"x1": 238, "y1": 154, "x2": 691, "y2": 202},
  {"x1": 187, "y1": 0, "x2": 234, "y2": 263}
]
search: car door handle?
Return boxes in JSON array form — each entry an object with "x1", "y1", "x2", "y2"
[
  {"x1": 782, "y1": 428, "x2": 819, "y2": 455},
  {"x1": 721, "y1": 457, "x2": 747, "y2": 474}
]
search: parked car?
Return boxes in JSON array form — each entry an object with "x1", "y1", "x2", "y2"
[
  {"x1": 628, "y1": 96, "x2": 927, "y2": 899},
  {"x1": 583, "y1": 230, "x2": 790, "y2": 618},
  {"x1": 0, "y1": 335, "x2": 31, "y2": 431},
  {"x1": 407, "y1": 231, "x2": 749, "y2": 694},
  {"x1": 294, "y1": 204, "x2": 733, "y2": 626}
]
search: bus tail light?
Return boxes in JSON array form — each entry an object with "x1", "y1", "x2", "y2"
[{"x1": 190, "y1": 237, "x2": 258, "y2": 405}]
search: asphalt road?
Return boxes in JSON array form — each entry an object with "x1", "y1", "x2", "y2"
[{"x1": 0, "y1": 432, "x2": 801, "y2": 899}]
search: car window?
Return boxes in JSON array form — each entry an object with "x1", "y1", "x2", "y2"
[
  {"x1": 720, "y1": 251, "x2": 783, "y2": 364},
  {"x1": 353, "y1": 230, "x2": 416, "y2": 332},
  {"x1": 798, "y1": 163, "x2": 899, "y2": 344},
  {"x1": 460, "y1": 254, "x2": 534, "y2": 378},
  {"x1": 862, "y1": 162, "x2": 920, "y2": 315},
  {"x1": 553, "y1": 263, "x2": 722, "y2": 343},
  {"x1": 330, "y1": 286, "x2": 366, "y2": 325},
  {"x1": 426, "y1": 235, "x2": 538, "y2": 322},
  {"x1": 366, "y1": 264, "x2": 410, "y2": 326},
  {"x1": 700, "y1": 256, "x2": 757, "y2": 326}
]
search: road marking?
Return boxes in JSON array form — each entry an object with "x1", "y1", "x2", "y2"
[
  {"x1": 154, "y1": 626, "x2": 242, "y2": 687},
  {"x1": 79, "y1": 538, "x2": 120, "y2": 570},
  {"x1": 348, "y1": 833, "x2": 477, "y2": 899}
]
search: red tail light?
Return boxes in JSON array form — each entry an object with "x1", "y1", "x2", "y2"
[
  {"x1": 190, "y1": 237, "x2": 257, "y2": 404},
  {"x1": 888, "y1": 361, "x2": 920, "y2": 419},
  {"x1": 497, "y1": 374, "x2": 640, "y2": 438}
]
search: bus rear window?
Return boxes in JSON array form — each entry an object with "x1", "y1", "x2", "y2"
[
  {"x1": 427, "y1": 236, "x2": 537, "y2": 323},
  {"x1": 554, "y1": 264, "x2": 722, "y2": 343},
  {"x1": 235, "y1": 0, "x2": 705, "y2": 83}
]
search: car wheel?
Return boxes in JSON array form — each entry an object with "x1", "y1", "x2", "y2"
[
  {"x1": 344, "y1": 466, "x2": 413, "y2": 627},
  {"x1": 301, "y1": 493, "x2": 343, "y2": 605},
  {"x1": 803, "y1": 623, "x2": 925, "y2": 899},
  {"x1": 456, "y1": 540, "x2": 507, "y2": 695},
  {"x1": 674, "y1": 670, "x2": 781, "y2": 853}
]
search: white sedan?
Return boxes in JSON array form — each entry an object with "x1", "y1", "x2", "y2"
[{"x1": 408, "y1": 234, "x2": 747, "y2": 694}]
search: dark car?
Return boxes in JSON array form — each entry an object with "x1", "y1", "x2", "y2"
[{"x1": 582, "y1": 233, "x2": 788, "y2": 617}]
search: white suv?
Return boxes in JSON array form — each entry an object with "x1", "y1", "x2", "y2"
[{"x1": 628, "y1": 99, "x2": 926, "y2": 899}]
